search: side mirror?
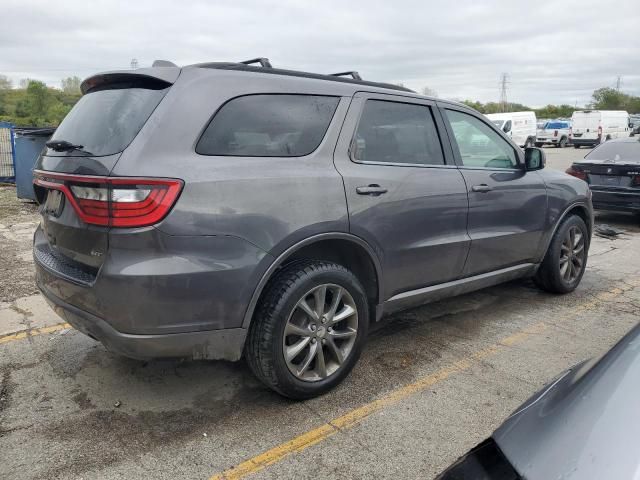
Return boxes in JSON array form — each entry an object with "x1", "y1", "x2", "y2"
[{"x1": 524, "y1": 147, "x2": 545, "y2": 171}]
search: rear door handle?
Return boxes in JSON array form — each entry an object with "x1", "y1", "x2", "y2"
[
  {"x1": 471, "y1": 184, "x2": 493, "y2": 193},
  {"x1": 356, "y1": 185, "x2": 388, "y2": 196}
]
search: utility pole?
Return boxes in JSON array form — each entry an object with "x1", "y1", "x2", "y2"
[
  {"x1": 616, "y1": 75, "x2": 622, "y2": 92},
  {"x1": 499, "y1": 73, "x2": 509, "y2": 113},
  {"x1": 130, "y1": 58, "x2": 139, "y2": 70}
]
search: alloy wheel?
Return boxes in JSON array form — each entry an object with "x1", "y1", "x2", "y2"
[
  {"x1": 559, "y1": 225, "x2": 585, "y2": 283},
  {"x1": 282, "y1": 284, "x2": 358, "y2": 382}
]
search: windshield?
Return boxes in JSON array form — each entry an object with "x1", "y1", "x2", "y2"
[
  {"x1": 585, "y1": 142, "x2": 640, "y2": 162},
  {"x1": 491, "y1": 120, "x2": 505, "y2": 128},
  {"x1": 48, "y1": 82, "x2": 169, "y2": 157}
]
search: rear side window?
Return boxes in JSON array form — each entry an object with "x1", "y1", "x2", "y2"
[
  {"x1": 196, "y1": 94, "x2": 339, "y2": 157},
  {"x1": 352, "y1": 100, "x2": 444, "y2": 166},
  {"x1": 49, "y1": 81, "x2": 169, "y2": 157}
]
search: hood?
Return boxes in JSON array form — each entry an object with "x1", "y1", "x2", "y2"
[{"x1": 493, "y1": 322, "x2": 640, "y2": 480}]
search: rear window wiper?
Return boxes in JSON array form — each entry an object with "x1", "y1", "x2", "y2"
[{"x1": 45, "y1": 140, "x2": 94, "y2": 155}]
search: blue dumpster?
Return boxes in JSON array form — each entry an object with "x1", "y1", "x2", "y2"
[{"x1": 14, "y1": 128, "x2": 56, "y2": 200}]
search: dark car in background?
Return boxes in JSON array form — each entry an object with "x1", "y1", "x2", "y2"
[
  {"x1": 33, "y1": 58, "x2": 593, "y2": 398},
  {"x1": 566, "y1": 137, "x2": 640, "y2": 216},
  {"x1": 437, "y1": 322, "x2": 640, "y2": 480}
]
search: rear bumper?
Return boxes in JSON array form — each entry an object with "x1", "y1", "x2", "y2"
[
  {"x1": 38, "y1": 281, "x2": 247, "y2": 361},
  {"x1": 591, "y1": 187, "x2": 640, "y2": 212},
  {"x1": 33, "y1": 225, "x2": 272, "y2": 335},
  {"x1": 571, "y1": 138, "x2": 599, "y2": 146}
]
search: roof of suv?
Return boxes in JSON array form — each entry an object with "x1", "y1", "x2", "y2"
[
  {"x1": 188, "y1": 62, "x2": 414, "y2": 93},
  {"x1": 81, "y1": 58, "x2": 471, "y2": 110}
]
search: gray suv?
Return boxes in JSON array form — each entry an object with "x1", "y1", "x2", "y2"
[{"x1": 33, "y1": 58, "x2": 593, "y2": 398}]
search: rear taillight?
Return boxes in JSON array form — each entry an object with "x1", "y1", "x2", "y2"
[
  {"x1": 554, "y1": 130, "x2": 558, "y2": 137},
  {"x1": 565, "y1": 165, "x2": 587, "y2": 181},
  {"x1": 632, "y1": 175, "x2": 640, "y2": 187},
  {"x1": 33, "y1": 171, "x2": 183, "y2": 227},
  {"x1": 598, "y1": 126, "x2": 603, "y2": 137}
]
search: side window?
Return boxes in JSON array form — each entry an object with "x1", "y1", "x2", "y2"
[
  {"x1": 352, "y1": 100, "x2": 444, "y2": 166},
  {"x1": 196, "y1": 94, "x2": 340, "y2": 157},
  {"x1": 445, "y1": 110, "x2": 518, "y2": 169}
]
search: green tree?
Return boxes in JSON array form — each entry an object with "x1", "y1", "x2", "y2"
[
  {"x1": 61, "y1": 76, "x2": 82, "y2": 94},
  {"x1": 592, "y1": 87, "x2": 626, "y2": 110}
]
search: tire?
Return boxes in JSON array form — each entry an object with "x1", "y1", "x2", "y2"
[
  {"x1": 535, "y1": 215, "x2": 589, "y2": 294},
  {"x1": 558, "y1": 137, "x2": 567, "y2": 148},
  {"x1": 246, "y1": 260, "x2": 369, "y2": 399},
  {"x1": 535, "y1": 142, "x2": 543, "y2": 148},
  {"x1": 574, "y1": 144, "x2": 581, "y2": 149},
  {"x1": 524, "y1": 138, "x2": 534, "y2": 148}
]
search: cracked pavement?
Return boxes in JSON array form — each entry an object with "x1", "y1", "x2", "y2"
[{"x1": 1, "y1": 147, "x2": 640, "y2": 480}]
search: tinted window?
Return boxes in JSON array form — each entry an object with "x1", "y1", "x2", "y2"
[
  {"x1": 445, "y1": 110, "x2": 518, "y2": 169},
  {"x1": 49, "y1": 82, "x2": 169, "y2": 157},
  {"x1": 546, "y1": 122, "x2": 569, "y2": 129},
  {"x1": 352, "y1": 100, "x2": 444, "y2": 165},
  {"x1": 196, "y1": 94, "x2": 339, "y2": 157},
  {"x1": 585, "y1": 141, "x2": 640, "y2": 162}
]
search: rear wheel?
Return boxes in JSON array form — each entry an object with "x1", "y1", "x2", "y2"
[
  {"x1": 246, "y1": 260, "x2": 368, "y2": 399},
  {"x1": 535, "y1": 142, "x2": 543, "y2": 148},
  {"x1": 535, "y1": 215, "x2": 588, "y2": 294}
]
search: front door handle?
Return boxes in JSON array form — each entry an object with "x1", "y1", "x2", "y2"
[
  {"x1": 356, "y1": 184, "x2": 388, "y2": 196},
  {"x1": 471, "y1": 184, "x2": 493, "y2": 193}
]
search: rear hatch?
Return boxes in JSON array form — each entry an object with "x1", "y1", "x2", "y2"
[
  {"x1": 574, "y1": 141, "x2": 640, "y2": 188},
  {"x1": 572, "y1": 112, "x2": 599, "y2": 138},
  {"x1": 33, "y1": 72, "x2": 177, "y2": 281}
]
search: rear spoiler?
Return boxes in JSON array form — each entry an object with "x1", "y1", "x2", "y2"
[{"x1": 81, "y1": 67, "x2": 180, "y2": 94}]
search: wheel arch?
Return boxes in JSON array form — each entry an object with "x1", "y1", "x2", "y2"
[
  {"x1": 540, "y1": 202, "x2": 593, "y2": 260},
  {"x1": 242, "y1": 233, "x2": 383, "y2": 328}
]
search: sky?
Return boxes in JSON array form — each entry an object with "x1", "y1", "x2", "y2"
[{"x1": 1, "y1": 0, "x2": 639, "y2": 107}]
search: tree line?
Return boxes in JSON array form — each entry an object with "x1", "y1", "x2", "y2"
[
  {"x1": 461, "y1": 87, "x2": 640, "y2": 118},
  {"x1": 1, "y1": 74, "x2": 638, "y2": 128},
  {"x1": 0, "y1": 75, "x2": 82, "y2": 127}
]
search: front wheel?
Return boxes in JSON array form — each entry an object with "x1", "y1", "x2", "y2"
[
  {"x1": 246, "y1": 260, "x2": 369, "y2": 399},
  {"x1": 558, "y1": 137, "x2": 568, "y2": 148},
  {"x1": 535, "y1": 215, "x2": 589, "y2": 294}
]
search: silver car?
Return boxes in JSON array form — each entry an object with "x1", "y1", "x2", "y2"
[{"x1": 437, "y1": 322, "x2": 640, "y2": 479}]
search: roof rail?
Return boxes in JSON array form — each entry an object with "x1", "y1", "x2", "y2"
[
  {"x1": 240, "y1": 57, "x2": 273, "y2": 68},
  {"x1": 152, "y1": 60, "x2": 178, "y2": 67},
  {"x1": 329, "y1": 71, "x2": 362, "y2": 80}
]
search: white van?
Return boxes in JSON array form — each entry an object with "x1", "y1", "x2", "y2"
[
  {"x1": 486, "y1": 111, "x2": 537, "y2": 148},
  {"x1": 570, "y1": 110, "x2": 630, "y2": 148}
]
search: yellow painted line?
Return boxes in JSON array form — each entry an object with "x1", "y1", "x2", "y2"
[
  {"x1": 0, "y1": 322, "x2": 71, "y2": 345},
  {"x1": 210, "y1": 322, "x2": 547, "y2": 480},
  {"x1": 210, "y1": 279, "x2": 640, "y2": 480}
]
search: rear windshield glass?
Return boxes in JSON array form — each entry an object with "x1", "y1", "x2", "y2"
[
  {"x1": 48, "y1": 81, "x2": 169, "y2": 157},
  {"x1": 196, "y1": 94, "x2": 340, "y2": 157},
  {"x1": 585, "y1": 142, "x2": 640, "y2": 162},
  {"x1": 545, "y1": 122, "x2": 569, "y2": 129}
]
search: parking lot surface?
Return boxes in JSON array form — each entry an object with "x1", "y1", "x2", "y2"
[{"x1": 1, "y1": 146, "x2": 639, "y2": 479}]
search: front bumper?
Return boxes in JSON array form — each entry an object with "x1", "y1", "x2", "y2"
[
  {"x1": 591, "y1": 187, "x2": 640, "y2": 212},
  {"x1": 38, "y1": 280, "x2": 247, "y2": 361}
]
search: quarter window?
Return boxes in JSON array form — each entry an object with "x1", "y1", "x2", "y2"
[
  {"x1": 196, "y1": 94, "x2": 339, "y2": 157},
  {"x1": 445, "y1": 110, "x2": 518, "y2": 169},
  {"x1": 352, "y1": 100, "x2": 444, "y2": 166}
]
